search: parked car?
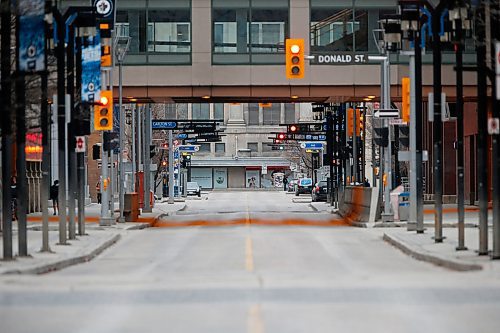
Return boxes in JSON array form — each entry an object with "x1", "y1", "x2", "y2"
[
  {"x1": 287, "y1": 179, "x2": 298, "y2": 192},
  {"x1": 295, "y1": 178, "x2": 313, "y2": 196},
  {"x1": 186, "y1": 181, "x2": 201, "y2": 197},
  {"x1": 311, "y1": 180, "x2": 328, "y2": 202}
]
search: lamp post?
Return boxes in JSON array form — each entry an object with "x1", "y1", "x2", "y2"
[
  {"x1": 114, "y1": 35, "x2": 130, "y2": 223},
  {"x1": 449, "y1": 1, "x2": 470, "y2": 250},
  {"x1": 399, "y1": 2, "x2": 424, "y2": 233}
]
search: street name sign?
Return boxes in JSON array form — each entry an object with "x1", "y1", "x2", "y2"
[
  {"x1": 178, "y1": 145, "x2": 199, "y2": 153},
  {"x1": 152, "y1": 120, "x2": 177, "y2": 130},
  {"x1": 374, "y1": 109, "x2": 399, "y2": 118},
  {"x1": 300, "y1": 142, "x2": 324, "y2": 149}
]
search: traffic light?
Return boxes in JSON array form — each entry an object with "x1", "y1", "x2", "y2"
[
  {"x1": 92, "y1": 144, "x2": 101, "y2": 160},
  {"x1": 286, "y1": 39, "x2": 304, "y2": 79},
  {"x1": 288, "y1": 124, "x2": 298, "y2": 133},
  {"x1": 103, "y1": 132, "x2": 119, "y2": 151},
  {"x1": 399, "y1": 125, "x2": 410, "y2": 149},
  {"x1": 402, "y1": 77, "x2": 410, "y2": 123},
  {"x1": 374, "y1": 127, "x2": 389, "y2": 147},
  {"x1": 150, "y1": 145, "x2": 156, "y2": 158},
  {"x1": 347, "y1": 108, "x2": 361, "y2": 137},
  {"x1": 277, "y1": 133, "x2": 286, "y2": 140},
  {"x1": 94, "y1": 90, "x2": 113, "y2": 131}
]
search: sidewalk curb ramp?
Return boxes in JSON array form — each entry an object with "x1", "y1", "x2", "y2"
[
  {"x1": 2, "y1": 234, "x2": 121, "y2": 275},
  {"x1": 383, "y1": 233, "x2": 482, "y2": 272},
  {"x1": 338, "y1": 186, "x2": 378, "y2": 227}
]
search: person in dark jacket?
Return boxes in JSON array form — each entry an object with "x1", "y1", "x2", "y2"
[
  {"x1": 11, "y1": 176, "x2": 17, "y2": 221},
  {"x1": 50, "y1": 180, "x2": 59, "y2": 215}
]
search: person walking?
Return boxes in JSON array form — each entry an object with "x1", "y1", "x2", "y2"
[
  {"x1": 50, "y1": 180, "x2": 59, "y2": 215},
  {"x1": 11, "y1": 176, "x2": 17, "y2": 221},
  {"x1": 283, "y1": 177, "x2": 288, "y2": 191},
  {"x1": 96, "y1": 181, "x2": 102, "y2": 204}
]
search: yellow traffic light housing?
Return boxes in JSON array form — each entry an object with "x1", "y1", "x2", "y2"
[
  {"x1": 94, "y1": 90, "x2": 113, "y2": 131},
  {"x1": 286, "y1": 39, "x2": 304, "y2": 79},
  {"x1": 402, "y1": 77, "x2": 410, "y2": 123}
]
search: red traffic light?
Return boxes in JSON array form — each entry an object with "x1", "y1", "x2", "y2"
[
  {"x1": 99, "y1": 95, "x2": 109, "y2": 106},
  {"x1": 289, "y1": 125, "x2": 297, "y2": 132},
  {"x1": 290, "y1": 44, "x2": 300, "y2": 54},
  {"x1": 278, "y1": 133, "x2": 286, "y2": 140}
]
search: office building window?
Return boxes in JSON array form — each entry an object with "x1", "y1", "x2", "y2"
[
  {"x1": 284, "y1": 103, "x2": 295, "y2": 124},
  {"x1": 248, "y1": 103, "x2": 259, "y2": 125},
  {"x1": 214, "y1": 104, "x2": 224, "y2": 120},
  {"x1": 213, "y1": 0, "x2": 289, "y2": 64},
  {"x1": 148, "y1": 9, "x2": 191, "y2": 53},
  {"x1": 115, "y1": 0, "x2": 191, "y2": 64},
  {"x1": 165, "y1": 103, "x2": 188, "y2": 119},
  {"x1": 263, "y1": 103, "x2": 280, "y2": 125},
  {"x1": 215, "y1": 143, "x2": 225, "y2": 153},
  {"x1": 192, "y1": 104, "x2": 210, "y2": 120},
  {"x1": 310, "y1": 1, "x2": 397, "y2": 54},
  {"x1": 248, "y1": 142, "x2": 259, "y2": 152},
  {"x1": 116, "y1": 10, "x2": 147, "y2": 53},
  {"x1": 199, "y1": 143, "x2": 211, "y2": 152}
]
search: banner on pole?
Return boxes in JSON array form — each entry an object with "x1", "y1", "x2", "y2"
[
  {"x1": 17, "y1": 0, "x2": 46, "y2": 73},
  {"x1": 81, "y1": 33, "x2": 102, "y2": 103}
]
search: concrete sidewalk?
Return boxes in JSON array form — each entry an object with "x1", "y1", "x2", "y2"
[
  {"x1": 371, "y1": 204, "x2": 499, "y2": 271},
  {"x1": 0, "y1": 201, "x2": 186, "y2": 275},
  {"x1": 382, "y1": 227, "x2": 500, "y2": 272}
]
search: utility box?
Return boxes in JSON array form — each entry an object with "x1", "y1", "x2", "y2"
[
  {"x1": 124, "y1": 192, "x2": 140, "y2": 222},
  {"x1": 398, "y1": 192, "x2": 410, "y2": 221}
]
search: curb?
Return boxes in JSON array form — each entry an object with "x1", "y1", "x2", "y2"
[
  {"x1": 126, "y1": 223, "x2": 151, "y2": 230},
  {"x1": 383, "y1": 233, "x2": 482, "y2": 272},
  {"x1": 308, "y1": 203, "x2": 319, "y2": 212},
  {"x1": 2, "y1": 234, "x2": 121, "y2": 275}
]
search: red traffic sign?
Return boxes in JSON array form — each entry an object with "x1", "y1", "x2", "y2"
[
  {"x1": 488, "y1": 118, "x2": 500, "y2": 135},
  {"x1": 75, "y1": 136, "x2": 86, "y2": 153}
]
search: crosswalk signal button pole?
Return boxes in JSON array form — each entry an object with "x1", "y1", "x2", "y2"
[
  {"x1": 286, "y1": 39, "x2": 304, "y2": 79},
  {"x1": 94, "y1": 90, "x2": 113, "y2": 131}
]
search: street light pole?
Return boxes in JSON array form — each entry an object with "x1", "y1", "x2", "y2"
[{"x1": 115, "y1": 36, "x2": 130, "y2": 222}]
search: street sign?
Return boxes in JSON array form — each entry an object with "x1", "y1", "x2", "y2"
[
  {"x1": 177, "y1": 133, "x2": 188, "y2": 139},
  {"x1": 178, "y1": 145, "x2": 199, "y2": 153},
  {"x1": 488, "y1": 118, "x2": 500, "y2": 135},
  {"x1": 495, "y1": 42, "x2": 500, "y2": 75},
  {"x1": 389, "y1": 119, "x2": 406, "y2": 125},
  {"x1": 374, "y1": 109, "x2": 399, "y2": 118},
  {"x1": 152, "y1": 120, "x2": 177, "y2": 130},
  {"x1": 182, "y1": 123, "x2": 216, "y2": 132},
  {"x1": 300, "y1": 142, "x2": 324, "y2": 149},
  {"x1": 75, "y1": 136, "x2": 85, "y2": 153}
]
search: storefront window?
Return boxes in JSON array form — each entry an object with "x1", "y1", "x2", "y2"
[{"x1": 116, "y1": 10, "x2": 147, "y2": 53}]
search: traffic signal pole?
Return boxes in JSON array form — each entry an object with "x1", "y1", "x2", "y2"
[
  {"x1": 326, "y1": 111, "x2": 334, "y2": 205},
  {"x1": 143, "y1": 104, "x2": 152, "y2": 212},
  {"x1": 168, "y1": 130, "x2": 175, "y2": 204},
  {"x1": 382, "y1": 54, "x2": 393, "y2": 222}
]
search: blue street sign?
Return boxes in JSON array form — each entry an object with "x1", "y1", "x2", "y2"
[
  {"x1": 304, "y1": 142, "x2": 324, "y2": 149},
  {"x1": 319, "y1": 135, "x2": 326, "y2": 140},
  {"x1": 178, "y1": 145, "x2": 198, "y2": 152},
  {"x1": 152, "y1": 121, "x2": 177, "y2": 130},
  {"x1": 174, "y1": 150, "x2": 179, "y2": 159},
  {"x1": 177, "y1": 133, "x2": 188, "y2": 139}
]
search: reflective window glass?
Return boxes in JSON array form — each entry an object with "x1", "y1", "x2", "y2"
[
  {"x1": 192, "y1": 104, "x2": 210, "y2": 120},
  {"x1": 263, "y1": 104, "x2": 280, "y2": 125}
]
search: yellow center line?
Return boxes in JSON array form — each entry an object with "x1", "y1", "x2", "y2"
[
  {"x1": 245, "y1": 192, "x2": 254, "y2": 272},
  {"x1": 245, "y1": 235, "x2": 254, "y2": 272},
  {"x1": 247, "y1": 304, "x2": 265, "y2": 333}
]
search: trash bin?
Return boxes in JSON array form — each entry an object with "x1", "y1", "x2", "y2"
[
  {"x1": 398, "y1": 192, "x2": 410, "y2": 221},
  {"x1": 124, "y1": 192, "x2": 140, "y2": 222}
]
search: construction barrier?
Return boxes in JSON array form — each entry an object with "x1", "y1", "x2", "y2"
[{"x1": 338, "y1": 186, "x2": 380, "y2": 225}]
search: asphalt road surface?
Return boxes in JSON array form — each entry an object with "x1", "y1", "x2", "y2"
[{"x1": 1, "y1": 191, "x2": 500, "y2": 333}]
